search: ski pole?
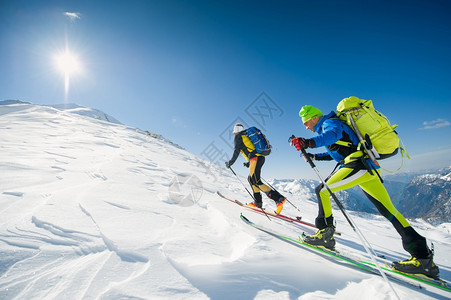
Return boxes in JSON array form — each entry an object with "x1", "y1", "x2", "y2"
[
  {"x1": 229, "y1": 166, "x2": 271, "y2": 221},
  {"x1": 301, "y1": 148, "x2": 400, "y2": 299},
  {"x1": 290, "y1": 135, "x2": 400, "y2": 299},
  {"x1": 261, "y1": 177, "x2": 302, "y2": 213}
]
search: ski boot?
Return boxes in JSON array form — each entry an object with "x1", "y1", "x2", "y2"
[
  {"x1": 303, "y1": 225, "x2": 336, "y2": 250},
  {"x1": 392, "y1": 252, "x2": 440, "y2": 279},
  {"x1": 275, "y1": 198, "x2": 286, "y2": 214},
  {"x1": 248, "y1": 202, "x2": 262, "y2": 209}
]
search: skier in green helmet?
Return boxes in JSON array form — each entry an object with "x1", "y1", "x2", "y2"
[{"x1": 290, "y1": 103, "x2": 439, "y2": 279}]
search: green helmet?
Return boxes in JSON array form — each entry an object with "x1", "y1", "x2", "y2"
[{"x1": 299, "y1": 105, "x2": 323, "y2": 123}]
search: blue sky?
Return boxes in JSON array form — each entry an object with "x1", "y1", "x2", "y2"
[{"x1": 1, "y1": 0, "x2": 450, "y2": 180}]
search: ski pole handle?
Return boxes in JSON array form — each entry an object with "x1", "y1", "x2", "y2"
[
  {"x1": 290, "y1": 134, "x2": 316, "y2": 168},
  {"x1": 301, "y1": 148, "x2": 316, "y2": 168}
]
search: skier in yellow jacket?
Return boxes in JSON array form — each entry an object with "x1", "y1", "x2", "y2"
[{"x1": 225, "y1": 123, "x2": 286, "y2": 214}]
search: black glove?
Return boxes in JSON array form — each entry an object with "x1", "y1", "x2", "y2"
[
  {"x1": 243, "y1": 162, "x2": 250, "y2": 168},
  {"x1": 225, "y1": 161, "x2": 231, "y2": 168},
  {"x1": 305, "y1": 152, "x2": 316, "y2": 160}
]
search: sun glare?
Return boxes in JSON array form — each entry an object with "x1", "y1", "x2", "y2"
[
  {"x1": 54, "y1": 49, "x2": 82, "y2": 101},
  {"x1": 55, "y1": 51, "x2": 80, "y2": 75}
]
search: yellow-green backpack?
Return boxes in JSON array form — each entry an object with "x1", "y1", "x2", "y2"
[{"x1": 336, "y1": 96, "x2": 409, "y2": 164}]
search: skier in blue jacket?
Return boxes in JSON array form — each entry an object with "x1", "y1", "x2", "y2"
[{"x1": 290, "y1": 104, "x2": 439, "y2": 279}]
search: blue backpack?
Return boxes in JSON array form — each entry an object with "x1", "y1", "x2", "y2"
[{"x1": 246, "y1": 127, "x2": 271, "y2": 156}]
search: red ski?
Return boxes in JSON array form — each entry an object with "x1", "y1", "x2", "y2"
[{"x1": 216, "y1": 191, "x2": 341, "y2": 236}]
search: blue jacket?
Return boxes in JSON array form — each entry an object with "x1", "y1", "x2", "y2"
[{"x1": 311, "y1": 111, "x2": 379, "y2": 169}]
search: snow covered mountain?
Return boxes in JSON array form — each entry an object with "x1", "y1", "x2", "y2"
[
  {"x1": 268, "y1": 168, "x2": 451, "y2": 224},
  {"x1": 351, "y1": 168, "x2": 451, "y2": 222},
  {"x1": 1, "y1": 100, "x2": 122, "y2": 124},
  {"x1": 1, "y1": 101, "x2": 450, "y2": 299},
  {"x1": 394, "y1": 167, "x2": 451, "y2": 223}
]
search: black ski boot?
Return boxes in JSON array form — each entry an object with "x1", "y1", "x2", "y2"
[
  {"x1": 392, "y1": 252, "x2": 440, "y2": 279},
  {"x1": 248, "y1": 192, "x2": 262, "y2": 208},
  {"x1": 303, "y1": 225, "x2": 336, "y2": 250}
]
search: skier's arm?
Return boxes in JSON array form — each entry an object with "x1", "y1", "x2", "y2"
[
  {"x1": 227, "y1": 136, "x2": 244, "y2": 167},
  {"x1": 311, "y1": 120, "x2": 343, "y2": 148},
  {"x1": 228, "y1": 148, "x2": 240, "y2": 166},
  {"x1": 314, "y1": 152, "x2": 333, "y2": 161}
]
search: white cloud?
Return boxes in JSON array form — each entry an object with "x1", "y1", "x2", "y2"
[
  {"x1": 64, "y1": 12, "x2": 81, "y2": 22},
  {"x1": 420, "y1": 118, "x2": 450, "y2": 130},
  {"x1": 405, "y1": 148, "x2": 451, "y2": 172}
]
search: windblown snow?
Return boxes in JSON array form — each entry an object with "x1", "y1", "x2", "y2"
[{"x1": 0, "y1": 101, "x2": 450, "y2": 300}]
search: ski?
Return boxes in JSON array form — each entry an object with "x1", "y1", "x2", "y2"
[
  {"x1": 378, "y1": 261, "x2": 448, "y2": 290},
  {"x1": 217, "y1": 191, "x2": 342, "y2": 235},
  {"x1": 240, "y1": 214, "x2": 451, "y2": 294},
  {"x1": 359, "y1": 261, "x2": 450, "y2": 291}
]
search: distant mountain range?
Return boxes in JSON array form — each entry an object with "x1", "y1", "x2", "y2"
[
  {"x1": 386, "y1": 167, "x2": 451, "y2": 224},
  {"x1": 269, "y1": 166, "x2": 451, "y2": 224}
]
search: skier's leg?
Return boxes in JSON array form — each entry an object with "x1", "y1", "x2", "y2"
[
  {"x1": 247, "y1": 157, "x2": 263, "y2": 207},
  {"x1": 304, "y1": 167, "x2": 368, "y2": 249},
  {"x1": 359, "y1": 172, "x2": 439, "y2": 278},
  {"x1": 358, "y1": 172, "x2": 429, "y2": 258},
  {"x1": 315, "y1": 167, "x2": 367, "y2": 228}
]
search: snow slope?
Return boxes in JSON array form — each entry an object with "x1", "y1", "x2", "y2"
[{"x1": 1, "y1": 102, "x2": 450, "y2": 300}]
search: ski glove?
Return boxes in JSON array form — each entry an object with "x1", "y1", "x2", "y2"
[
  {"x1": 225, "y1": 161, "x2": 231, "y2": 168},
  {"x1": 305, "y1": 152, "x2": 316, "y2": 160},
  {"x1": 291, "y1": 137, "x2": 315, "y2": 150},
  {"x1": 243, "y1": 162, "x2": 250, "y2": 168}
]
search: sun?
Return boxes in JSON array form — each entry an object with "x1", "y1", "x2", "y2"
[
  {"x1": 54, "y1": 49, "x2": 81, "y2": 101},
  {"x1": 55, "y1": 50, "x2": 80, "y2": 75}
]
